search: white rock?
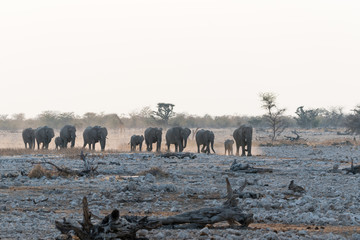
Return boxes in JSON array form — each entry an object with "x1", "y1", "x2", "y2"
[{"x1": 199, "y1": 227, "x2": 210, "y2": 236}]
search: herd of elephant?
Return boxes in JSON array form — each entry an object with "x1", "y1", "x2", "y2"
[
  {"x1": 130, "y1": 125, "x2": 253, "y2": 156},
  {"x1": 21, "y1": 124, "x2": 253, "y2": 156},
  {"x1": 22, "y1": 125, "x2": 108, "y2": 151}
]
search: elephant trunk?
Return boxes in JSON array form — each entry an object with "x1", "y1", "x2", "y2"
[
  {"x1": 70, "y1": 138, "x2": 75, "y2": 148},
  {"x1": 183, "y1": 138, "x2": 188, "y2": 149}
]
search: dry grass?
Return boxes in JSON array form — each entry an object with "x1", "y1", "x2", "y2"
[
  {"x1": 138, "y1": 167, "x2": 170, "y2": 178},
  {"x1": 28, "y1": 164, "x2": 54, "y2": 179}
]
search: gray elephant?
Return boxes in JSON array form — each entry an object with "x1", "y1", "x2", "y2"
[
  {"x1": 55, "y1": 136, "x2": 64, "y2": 150},
  {"x1": 224, "y1": 139, "x2": 234, "y2": 155},
  {"x1": 60, "y1": 125, "x2": 76, "y2": 148},
  {"x1": 233, "y1": 125, "x2": 253, "y2": 156},
  {"x1": 35, "y1": 126, "x2": 55, "y2": 149},
  {"x1": 130, "y1": 135, "x2": 144, "y2": 152},
  {"x1": 165, "y1": 127, "x2": 191, "y2": 152},
  {"x1": 22, "y1": 128, "x2": 35, "y2": 149},
  {"x1": 144, "y1": 127, "x2": 162, "y2": 152},
  {"x1": 195, "y1": 129, "x2": 216, "y2": 154},
  {"x1": 83, "y1": 126, "x2": 108, "y2": 151}
]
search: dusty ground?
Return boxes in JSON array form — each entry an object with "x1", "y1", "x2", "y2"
[{"x1": 1, "y1": 128, "x2": 360, "y2": 239}]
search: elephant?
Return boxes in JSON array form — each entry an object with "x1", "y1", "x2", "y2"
[
  {"x1": 60, "y1": 125, "x2": 76, "y2": 148},
  {"x1": 22, "y1": 128, "x2": 35, "y2": 149},
  {"x1": 144, "y1": 127, "x2": 162, "y2": 152},
  {"x1": 233, "y1": 125, "x2": 253, "y2": 156},
  {"x1": 83, "y1": 126, "x2": 108, "y2": 151},
  {"x1": 35, "y1": 126, "x2": 55, "y2": 150},
  {"x1": 224, "y1": 139, "x2": 234, "y2": 155},
  {"x1": 130, "y1": 135, "x2": 144, "y2": 152},
  {"x1": 55, "y1": 136, "x2": 64, "y2": 150},
  {"x1": 195, "y1": 129, "x2": 215, "y2": 154},
  {"x1": 165, "y1": 127, "x2": 191, "y2": 152}
]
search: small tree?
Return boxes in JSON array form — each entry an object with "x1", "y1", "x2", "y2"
[
  {"x1": 345, "y1": 105, "x2": 360, "y2": 134},
  {"x1": 151, "y1": 103, "x2": 175, "y2": 125},
  {"x1": 294, "y1": 106, "x2": 320, "y2": 128},
  {"x1": 318, "y1": 107, "x2": 345, "y2": 128},
  {"x1": 259, "y1": 92, "x2": 287, "y2": 141}
]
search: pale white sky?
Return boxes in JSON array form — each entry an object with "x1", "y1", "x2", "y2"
[{"x1": 1, "y1": 1, "x2": 359, "y2": 118}]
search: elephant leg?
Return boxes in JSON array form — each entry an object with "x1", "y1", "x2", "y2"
[
  {"x1": 247, "y1": 140, "x2": 252, "y2": 156},
  {"x1": 156, "y1": 142, "x2": 161, "y2": 152},
  {"x1": 241, "y1": 141, "x2": 246, "y2": 156},
  {"x1": 201, "y1": 145, "x2": 206, "y2": 153},
  {"x1": 235, "y1": 141, "x2": 240, "y2": 156}
]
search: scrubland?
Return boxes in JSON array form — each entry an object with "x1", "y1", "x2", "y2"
[{"x1": 0, "y1": 128, "x2": 360, "y2": 239}]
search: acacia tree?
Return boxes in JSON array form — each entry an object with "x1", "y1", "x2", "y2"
[
  {"x1": 260, "y1": 92, "x2": 287, "y2": 141},
  {"x1": 318, "y1": 107, "x2": 344, "y2": 128},
  {"x1": 345, "y1": 105, "x2": 360, "y2": 134},
  {"x1": 151, "y1": 103, "x2": 175, "y2": 125},
  {"x1": 294, "y1": 106, "x2": 320, "y2": 128}
]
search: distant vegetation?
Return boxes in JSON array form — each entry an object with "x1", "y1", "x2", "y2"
[{"x1": 0, "y1": 106, "x2": 348, "y2": 131}]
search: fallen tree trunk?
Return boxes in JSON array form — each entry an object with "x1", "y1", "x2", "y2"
[
  {"x1": 230, "y1": 160, "x2": 273, "y2": 173},
  {"x1": 159, "y1": 152, "x2": 197, "y2": 159},
  {"x1": 55, "y1": 178, "x2": 253, "y2": 239},
  {"x1": 157, "y1": 206, "x2": 253, "y2": 228}
]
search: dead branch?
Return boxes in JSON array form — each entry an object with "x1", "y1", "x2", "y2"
[
  {"x1": 33, "y1": 198, "x2": 48, "y2": 204},
  {"x1": 230, "y1": 159, "x2": 273, "y2": 173},
  {"x1": 284, "y1": 130, "x2": 301, "y2": 141},
  {"x1": 55, "y1": 178, "x2": 253, "y2": 239},
  {"x1": 42, "y1": 151, "x2": 98, "y2": 177},
  {"x1": 159, "y1": 152, "x2": 197, "y2": 159},
  {"x1": 343, "y1": 158, "x2": 360, "y2": 174},
  {"x1": 43, "y1": 161, "x2": 79, "y2": 177}
]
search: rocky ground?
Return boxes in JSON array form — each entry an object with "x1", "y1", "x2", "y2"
[{"x1": 1, "y1": 129, "x2": 360, "y2": 239}]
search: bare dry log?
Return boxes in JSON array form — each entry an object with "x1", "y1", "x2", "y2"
[
  {"x1": 55, "y1": 178, "x2": 253, "y2": 239},
  {"x1": 230, "y1": 159, "x2": 273, "y2": 173},
  {"x1": 157, "y1": 178, "x2": 253, "y2": 228},
  {"x1": 43, "y1": 151, "x2": 98, "y2": 177},
  {"x1": 343, "y1": 159, "x2": 360, "y2": 174},
  {"x1": 159, "y1": 152, "x2": 197, "y2": 159}
]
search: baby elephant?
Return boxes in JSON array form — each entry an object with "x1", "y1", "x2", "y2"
[
  {"x1": 224, "y1": 139, "x2": 234, "y2": 155},
  {"x1": 130, "y1": 135, "x2": 144, "y2": 152},
  {"x1": 55, "y1": 136, "x2": 64, "y2": 150}
]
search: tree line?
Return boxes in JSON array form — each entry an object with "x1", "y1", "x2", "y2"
[
  {"x1": 0, "y1": 94, "x2": 359, "y2": 133},
  {"x1": 0, "y1": 105, "x2": 352, "y2": 131}
]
